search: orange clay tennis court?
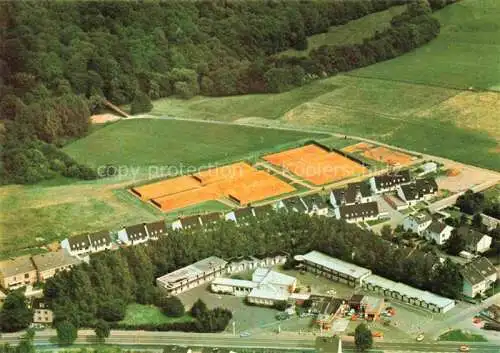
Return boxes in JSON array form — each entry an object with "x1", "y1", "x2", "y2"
[
  {"x1": 132, "y1": 175, "x2": 201, "y2": 200},
  {"x1": 363, "y1": 146, "x2": 413, "y2": 165},
  {"x1": 135, "y1": 162, "x2": 296, "y2": 212},
  {"x1": 263, "y1": 144, "x2": 367, "y2": 185},
  {"x1": 226, "y1": 171, "x2": 295, "y2": 204},
  {"x1": 341, "y1": 142, "x2": 373, "y2": 153},
  {"x1": 193, "y1": 162, "x2": 255, "y2": 185},
  {"x1": 151, "y1": 185, "x2": 220, "y2": 212}
]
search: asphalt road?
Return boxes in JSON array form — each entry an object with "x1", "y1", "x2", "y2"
[
  {"x1": 0, "y1": 330, "x2": 315, "y2": 350},
  {"x1": 2, "y1": 330, "x2": 500, "y2": 352},
  {"x1": 422, "y1": 292, "x2": 500, "y2": 341}
]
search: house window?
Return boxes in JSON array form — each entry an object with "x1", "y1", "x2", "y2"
[{"x1": 25, "y1": 273, "x2": 30, "y2": 279}]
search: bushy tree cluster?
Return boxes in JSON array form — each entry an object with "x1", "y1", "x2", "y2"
[
  {"x1": 43, "y1": 212, "x2": 462, "y2": 332},
  {"x1": 0, "y1": 291, "x2": 33, "y2": 332},
  {"x1": 308, "y1": 1, "x2": 441, "y2": 76},
  {"x1": 355, "y1": 323, "x2": 373, "y2": 352},
  {"x1": 456, "y1": 190, "x2": 500, "y2": 219}
]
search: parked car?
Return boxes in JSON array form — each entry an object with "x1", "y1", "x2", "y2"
[
  {"x1": 416, "y1": 334, "x2": 425, "y2": 342},
  {"x1": 239, "y1": 331, "x2": 251, "y2": 338},
  {"x1": 276, "y1": 312, "x2": 290, "y2": 320},
  {"x1": 459, "y1": 345, "x2": 470, "y2": 352}
]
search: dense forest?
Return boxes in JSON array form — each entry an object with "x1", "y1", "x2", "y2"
[
  {"x1": 25, "y1": 212, "x2": 461, "y2": 333},
  {"x1": 0, "y1": 0, "x2": 456, "y2": 184}
]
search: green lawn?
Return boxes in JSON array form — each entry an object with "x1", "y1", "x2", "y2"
[
  {"x1": 280, "y1": 5, "x2": 406, "y2": 57},
  {"x1": 120, "y1": 304, "x2": 194, "y2": 326},
  {"x1": 317, "y1": 136, "x2": 359, "y2": 150},
  {"x1": 64, "y1": 119, "x2": 328, "y2": 169},
  {"x1": 483, "y1": 183, "x2": 500, "y2": 201},
  {"x1": 149, "y1": 80, "x2": 341, "y2": 121},
  {"x1": 438, "y1": 329, "x2": 488, "y2": 342},
  {"x1": 163, "y1": 200, "x2": 232, "y2": 222}
]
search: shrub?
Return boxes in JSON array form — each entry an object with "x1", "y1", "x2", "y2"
[
  {"x1": 158, "y1": 296, "x2": 185, "y2": 317},
  {"x1": 130, "y1": 91, "x2": 153, "y2": 115},
  {"x1": 97, "y1": 300, "x2": 126, "y2": 322}
]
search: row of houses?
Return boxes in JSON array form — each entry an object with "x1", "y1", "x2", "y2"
[
  {"x1": 370, "y1": 170, "x2": 438, "y2": 208},
  {"x1": 0, "y1": 250, "x2": 81, "y2": 290},
  {"x1": 293, "y1": 250, "x2": 456, "y2": 313},
  {"x1": 403, "y1": 212, "x2": 492, "y2": 252},
  {"x1": 327, "y1": 171, "x2": 438, "y2": 224}
]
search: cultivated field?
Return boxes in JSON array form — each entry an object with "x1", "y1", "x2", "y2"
[{"x1": 147, "y1": 0, "x2": 500, "y2": 171}]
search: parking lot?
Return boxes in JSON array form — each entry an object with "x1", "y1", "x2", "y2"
[{"x1": 176, "y1": 266, "x2": 467, "y2": 340}]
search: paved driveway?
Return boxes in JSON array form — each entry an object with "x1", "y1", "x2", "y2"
[{"x1": 370, "y1": 194, "x2": 406, "y2": 234}]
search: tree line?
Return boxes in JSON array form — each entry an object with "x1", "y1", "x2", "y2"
[
  {"x1": 33, "y1": 212, "x2": 461, "y2": 334},
  {"x1": 0, "y1": 0, "x2": 456, "y2": 184}
]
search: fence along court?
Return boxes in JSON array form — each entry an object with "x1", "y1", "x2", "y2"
[
  {"x1": 263, "y1": 144, "x2": 367, "y2": 185},
  {"x1": 131, "y1": 175, "x2": 202, "y2": 200}
]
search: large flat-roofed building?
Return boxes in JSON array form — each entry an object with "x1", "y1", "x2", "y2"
[
  {"x1": 297, "y1": 251, "x2": 372, "y2": 287},
  {"x1": 31, "y1": 250, "x2": 81, "y2": 282},
  {"x1": 362, "y1": 274, "x2": 455, "y2": 313},
  {"x1": 211, "y1": 278, "x2": 257, "y2": 296},
  {"x1": 246, "y1": 284, "x2": 290, "y2": 306},
  {"x1": 211, "y1": 267, "x2": 298, "y2": 306},
  {"x1": 156, "y1": 256, "x2": 227, "y2": 295},
  {"x1": 0, "y1": 255, "x2": 37, "y2": 290}
]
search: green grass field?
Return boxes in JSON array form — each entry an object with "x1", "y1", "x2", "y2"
[
  {"x1": 120, "y1": 304, "x2": 194, "y2": 326},
  {"x1": 149, "y1": 81, "x2": 341, "y2": 121},
  {"x1": 146, "y1": 0, "x2": 500, "y2": 171},
  {"x1": 0, "y1": 179, "x2": 163, "y2": 259},
  {"x1": 280, "y1": 5, "x2": 405, "y2": 57},
  {"x1": 64, "y1": 119, "x2": 327, "y2": 168},
  {"x1": 438, "y1": 329, "x2": 487, "y2": 342},
  {"x1": 349, "y1": 0, "x2": 500, "y2": 91}
]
